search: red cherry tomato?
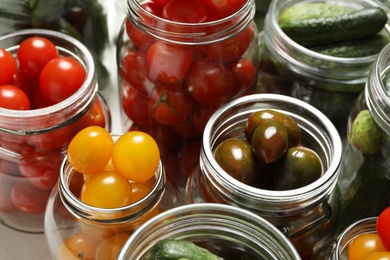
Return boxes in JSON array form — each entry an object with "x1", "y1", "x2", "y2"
[
  {"x1": 121, "y1": 82, "x2": 151, "y2": 127},
  {"x1": 146, "y1": 42, "x2": 193, "y2": 83},
  {"x1": 0, "y1": 84, "x2": 31, "y2": 110},
  {"x1": 202, "y1": 0, "x2": 246, "y2": 20},
  {"x1": 125, "y1": 17, "x2": 155, "y2": 51},
  {"x1": 229, "y1": 58, "x2": 256, "y2": 97},
  {"x1": 120, "y1": 50, "x2": 154, "y2": 96},
  {"x1": 39, "y1": 57, "x2": 86, "y2": 104},
  {"x1": 377, "y1": 206, "x2": 390, "y2": 251},
  {"x1": 149, "y1": 84, "x2": 193, "y2": 126},
  {"x1": 0, "y1": 48, "x2": 17, "y2": 85},
  {"x1": 190, "y1": 105, "x2": 218, "y2": 132},
  {"x1": 10, "y1": 70, "x2": 36, "y2": 98},
  {"x1": 153, "y1": 0, "x2": 170, "y2": 8},
  {"x1": 17, "y1": 36, "x2": 59, "y2": 80},
  {"x1": 11, "y1": 178, "x2": 51, "y2": 214},
  {"x1": 184, "y1": 60, "x2": 234, "y2": 106},
  {"x1": 75, "y1": 98, "x2": 107, "y2": 130},
  {"x1": 0, "y1": 173, "x2": 16, "y2": 212},
  {"x1": 28, "y1": 125, "x2": 74, "y2": 151},
  {"x1": 161, "y1": 0, "x2": 209, "y2": 23}
]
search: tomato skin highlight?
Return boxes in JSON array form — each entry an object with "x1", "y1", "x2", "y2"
[
  {"x1": 162, "y1": 0, "x2": 209, "y2": 23},
  {"x1": 377, "y1": 206, "x2": 390, "y2": 251}
]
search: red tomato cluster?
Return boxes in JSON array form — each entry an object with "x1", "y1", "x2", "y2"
[
  {"x1": 348, "y1": 207, "x2": 390, "y2": 259},
  {"x1": 0, "y1": 36, "x2": 86, "y2": 110}
]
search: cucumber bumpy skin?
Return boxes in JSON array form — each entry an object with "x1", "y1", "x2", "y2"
[
  {"x1": 144, "y1": 239, "x2": 223, "y2": 260},
  {"x1": 280, "y1": 7, "x2": 388, "y2": 47}
]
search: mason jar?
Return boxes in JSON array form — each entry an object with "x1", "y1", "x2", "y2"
[
  {"x1": 335, "y1": 43, "x2": 390, "y2": 234},
  {"x1": 186, "y1": 93, "x2": 342, "y2": 259},
  {"x1": 117, "y1": 203, "x2": 301, "y2": 260},
  {"x1": 44, "y1": 133, "x2": 182, "y2": 260},
  {"x1": 258, "y1": 0, "x2": 390, "y2": 137},
  {"x1": 0, "y1": 29, "x2": 111, "y2": 233},
  {"x1": 116, "y1": 0, "x2": 260, "y2": 189}
]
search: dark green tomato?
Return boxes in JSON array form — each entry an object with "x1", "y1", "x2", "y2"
[
  {"x1": 214, "y1": 138, "x2": 256, "y2": 184},
  {"x1": 251, "y1": 120, "x2": 288, "y2": 164},
  {"x1": 272, "y1": 146, "x2": 322, "y2": 190},
  {"x1": 245, "y1": 109, "x2": 301, "y2": 147}
]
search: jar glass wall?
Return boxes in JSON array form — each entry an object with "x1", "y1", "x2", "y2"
[
  {"x1": 44, "y1": 134, "x2": 181, "y2": 259},
  {"x1": 336, "y1": 42, "x2": 390, "y2": 233},
  {"x1": 118, "y1": 203, "x2": 301, "y2": 260},
  {"x1": 0, "y1": 29, "x2": 111, "y2": 233},
  {"x1": 116, "y1": 0, "x2": 260, "y2": 190},
  {"x1": 186, "y1": 93, "x2": 342, "y2": 259},
  {"x1": 258, "y1": 0, "x2": 390, "y2": 137}
]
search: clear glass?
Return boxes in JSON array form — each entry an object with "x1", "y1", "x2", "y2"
[
  {"x1": 118, "y1": 203, "x2": 301, "y2": 260},
  {"x1": 258, "y1": 0, "x2": 390, "y2": 137},
  {"x1": 186, "y1": 93, "x2": 342, "y2": 259},
  {"x1": 44, "y1": 134, "x2": 182, "y2": 259},
  {"x1": 116, "y1": 0, "x2": 260, "y2": 191},
  {"x1": 336, "y1": 43, "x2": 390, "y2": 233},
  {"x1": 0, "y1": 29, "x2": 111, "y2": 233}
]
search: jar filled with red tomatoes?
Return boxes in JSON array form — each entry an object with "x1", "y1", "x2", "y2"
[
  {"x1": 117, "y1": 203, "x2": 301, "y2": 260},
  {"x1": 44, "y1": 130, "x2": 181, "y2": 260},
  {"x1": 258, "y1": 0, "x2": 390, "y2": 138},
  {"x1": 0, "y1": 29, "x2": 111, "y2": 233},
  {"x1": 186, "y1": 93, "x2": 342, "y2": 259},
  {"x1": 116, "y1": 0, "x2": 260, "y2": 189}
]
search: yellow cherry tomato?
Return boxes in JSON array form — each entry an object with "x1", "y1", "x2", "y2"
[
  {"x1": 365, "y1": 251, "x2": 390, "y2": 260},
  {"x1": 112, "y1": 131, "x2": 160, "y2": 182},
  {"x1": 58, "y1": 232, "x2": 99, "y2": 260},
  {"x1": 348, "y1": 233, "x2": 387, "y2": 260},
  {"x1": 68, "y1": 126, "x2": 113, "y2": 175},
  {"x1": 95, "y1": 233, "x2": 130, "y2": 260}
]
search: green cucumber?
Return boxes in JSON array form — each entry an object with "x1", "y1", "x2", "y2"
[
  {"x1": 310, "y1": 34, "x2": 389, "y2": 58},
  {"x1": 280, "y1": 7, "x2": 388, "y2": 47},
  {"x1": 279, "y1": 2, "x2": 355, "y2": 23},
  {"x1": 144, "y1": 239, "x2": 223, "y2": 260}
]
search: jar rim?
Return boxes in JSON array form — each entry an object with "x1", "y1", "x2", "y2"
[
  {"x1": 125, "y1": 0, "x2": 256, "y2": 45},
  {"x1": 202, "y1": 94, "x2": 342, "y2": 206},
  {"x1": 0, "y1": 29, "x2": 97, "y2": 132},
  {"x1": 118, "y1": 203, "x2": 301, "y2": 260}
]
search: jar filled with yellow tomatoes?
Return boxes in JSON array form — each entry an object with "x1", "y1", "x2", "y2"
[
  {"x1": 186, "y1": 93, "x2": 342, "y2": 259},
  {"x1": 116, "y1": 0, "x2": 260, "y2": 189},
  {"x1": 0, "y1": 29, "x2": 110, "y2": 233},
  {"x1": 44, "y1": 128, "x2": 181, "y2": 260},
  {"x1": 258, "y1": 0, "x2": 390, "y2": 137},
  {"x1": 117, "y1": 203, "x2": 301, "y2": 260}
]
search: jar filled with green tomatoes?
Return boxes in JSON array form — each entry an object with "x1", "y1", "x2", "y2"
[
  {"x1": 258, "y1": 0, "x2": 390, "y2": 137},
  {"x1": 335, "y1": 43, "x2": 390, "y2": 234},
  {"x1": 44, "y1": 129, "x2": 182, "y2": 260},
  {"x1": 117, "y1": 203, "x2": 301, "y2": 260},
  {"x1": 116, "y1": 0, "x2": 260, "y2": 189},
  {"x1": 0, "y1": 29, "x2": 111, "y2": 233},
  {"x1": 186, "y1": 93, "x2": 342, "y2": 259}
]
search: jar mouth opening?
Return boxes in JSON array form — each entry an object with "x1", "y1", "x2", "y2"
[
  {"x1": 0, "y1": 29, "x2": 97, "y2": 132},
  {"x1": 59, "y1": 134, "x2": 165, "y2": 223},
  {"x1": 202, "y1": 94, "x2": 342, "y2": 204},
  {"x1": 118, "y1": 203, "x2": 301, "y2": 260},
  {"x1": 126, "y1": 0, "x2": 256, "y2": 45}
]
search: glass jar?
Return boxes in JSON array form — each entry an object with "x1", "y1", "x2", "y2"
[
  {"x1": 258, "y1": 0, "x2": 390, "y2": 137},
  {"x1": 117, "y1": 203, "x2": 301, "y2": 260},
  {"x1": 116, "y1": 0, "x2": 260, "y2": 189},
  {"x1": 336, "y1": 43, "x2": 390, "y2": 234},
  {"x1": 44, "y1": 133, "x2": 182, "y2": 260},
  {"x1": 0, "y1": 29, "x2": 111, "y2": 233},
  {"x1": 186, "y1": 93, "x2": 342, "y2": 259},
  {"x1": 313, "y1": 217, "x2": 378, "y2": 259}
]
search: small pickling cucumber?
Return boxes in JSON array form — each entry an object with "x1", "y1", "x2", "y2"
[
  {"x1": 280, "y1": 7, "x2": 388, "y2": 47},
  {"x1": 310, "y1": 34, "x2": 389, "y2": 58},
  {"x1": 279, "y1": 2, "x2": 355, "y2": 23},
  {"x1": 144, "y1": 239, "x2": 223, "y2": 260}
]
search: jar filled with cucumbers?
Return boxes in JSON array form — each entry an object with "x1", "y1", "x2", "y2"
[
  {"x1": 335, "y1": 42, "x2": 390, "y2": 234},
  {"x1": 258, "y1": 0, "x2": 390, "y2": 137}
]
